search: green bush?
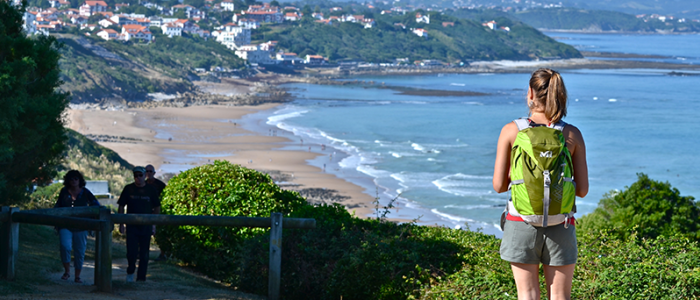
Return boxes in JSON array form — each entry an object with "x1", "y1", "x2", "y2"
[
  {"x1": 419, "y1": 227, "x2": 700, "y2": 299},
  {"x1": 158, "y1": 164, "x2": 699, "y2": 299},
  {"x1": 156, "y1": 160, "x2": 307, "y2": 278},
  {"x1": 578, "y1": 173, "x2": 700, "y2": 241},
  {"x1": 234, "y1": 203, "x2": 490, "y2": 300}
]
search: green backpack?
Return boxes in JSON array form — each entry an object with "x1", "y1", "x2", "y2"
[{"x1": 507, "y1": 118, "x2": 576, "y2": 227}]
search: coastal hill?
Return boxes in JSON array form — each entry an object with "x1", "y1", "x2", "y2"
[
  {"x1": 53, "y1": 9, "x2": 581, "y2": 103},
  {"x1": 513, "y1": 7, "x2": 700, "y2": 33},
  {"x1": 257, "y1": 11, "x2": 581, "y2": 62},
  {"x1": 57, "y1": 33, "x2": 246, "y2": 102}
]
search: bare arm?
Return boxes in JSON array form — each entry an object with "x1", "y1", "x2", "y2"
[
  {"x1": 493, "y1": 122, "x2": 518, "y2": 193},
  {"x1": 565, "y1": 125, "x2": 589, "y2": 198}
]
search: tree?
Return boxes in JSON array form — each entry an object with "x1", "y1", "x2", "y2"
[
  {"x1": 578, "y1": 173, "x2": 700, "y2": 241},
  {"x1": 0, "y1": 1, "x2": 70, "y2": 205},
  {"x1": 270, "y1": 0, "x2": 279, "y2": 7}
]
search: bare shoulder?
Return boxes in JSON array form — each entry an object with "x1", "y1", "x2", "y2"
[
  {"x1": 563, "y1": 123, "x2": 585, "y2": 152},
  {"x1": 499, "y1": 121, "x2": 519, "y2": 143}
]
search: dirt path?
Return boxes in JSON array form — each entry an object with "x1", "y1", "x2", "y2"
[{"x1": 1, "y1": 258, "x2": 265, "y2": 300}]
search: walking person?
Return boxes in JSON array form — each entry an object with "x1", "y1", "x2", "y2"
[
  {"x1": 144, "y1": 164, "x2": 168, "y2": 261},
  {"x1": 54, "y1": 170, "x2": 101, "y2": 284},
  {"x1": 118, "y1": 166, "x2": 161, "y2": 282},
  {"x1": 492, "y1": 69, "x2": 588, "y2": 300}
]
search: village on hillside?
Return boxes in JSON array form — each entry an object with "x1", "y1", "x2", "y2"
[
  {"x1": 15, "y1": 0, "x2": 696, "y2": 69},
  {"x1": 14, "y1": 0, "x2": 533, "y2": 67}
]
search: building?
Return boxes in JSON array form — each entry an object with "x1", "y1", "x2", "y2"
[
  {"x1": 79, "y1": 0, "x2": 108, "y2": 17},
  {"x1": 96, "y1": 28, "x2": 118, "y2": 40},
  {"x1": 221, "y1": 0, "x2": 234, "y2": 11},
  {"x1": 416, "y1": 13, "x2": 430, "y2": 24},
  {"x1": 237, "y1": 18, "x2": 260, "y2": 29},
  {"x1": 482, "y1": 20, "x2": 497, "y2": 30},
  {"x1": 412, "y1": 28, "x2": 428, "y2": 38},
  {"x1": 161, "y1": 22, "x2": 183, "y2": 37},
  {"x1": 285, "y1": 12, "x2": 300, "y2": 21},
  {"x1": 214, "y1": 24, "x2": 251, "y2": 50},
  {"x1": 242, "y1": 10, "x2": 283, "y2": 23},
  {"x1": 305, "y1": 55, "x2": 326, "y2": 65},
  {"x1": 235, "y1": 44, "x2": 274, "y2": 64},
  {"x1": 121, "y1": 24, "x2": 152, "y2": 41}
]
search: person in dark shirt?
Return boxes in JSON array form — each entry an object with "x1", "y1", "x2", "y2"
[
  {"x1": 118, "y1": 166, "x2": 161, "y2": 282},
  {"x1": 144, "y1": 164, "x2": 169, "y2": 261},
  {"x1": 55, "y1": 170, "x2": 101, "y2": 284}
]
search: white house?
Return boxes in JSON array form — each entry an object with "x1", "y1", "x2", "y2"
[
  {"x1": 98, "y1": 18, "x2": 118, "y2": 28},
  {"x1": 161, "y1": 22, "x2": 183, "y2": 37},
  {"x1": 482, "y1": 20, "x2": 497, "y2": 30},
  {"x1": 276, "y1": 52, "x2": 303, "y2": 64},
  {"x1": 285, "y1": 12, "x2": 300, "y2": 21},
  {"x1": 23, "y1": 11, "x2": 37, "y2": 34},
  {"x1": 79, "y1": 0, "x2": 108, "y2": 17},
  {"x1": 96, "y1": 28, "x2": 118, "y2": 40},
  {"x1": 215, "y1": 26, "x2": 251, "y2": 50},
  {"x1": 235, "y1": 44, "x2": 274, "y2": 64},
  {"x1": 221, "y1": 0, "x2": 234, "y2": 11},
  {"x1": 305, "y1": 55, "x2": 326, "y2": 65},
  {"x1": 122, "y1": 24, "x2": 152, "y2": 41},
  {"x1": 416, "y1": 13, "x2": 430, "y2": 24},
  {"x1": 237, "y1": 18, "x2": 260, "y2": 29},
  {"x1": 412, "y1": 28, "x2": 428, "y2": 38}
]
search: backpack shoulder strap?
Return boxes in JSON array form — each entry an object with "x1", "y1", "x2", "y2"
[
  {"x1": 550, "y1": 120, "x2": 567, "y2": 131},
  {"x1": 513, "y1": 118, "x2": 530, "y2": 131}
]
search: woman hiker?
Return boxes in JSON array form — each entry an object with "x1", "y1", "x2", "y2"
[{"x1": 492, "y1": 68, "x2": 589, "y2": 300}]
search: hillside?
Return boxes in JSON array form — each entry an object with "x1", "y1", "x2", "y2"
[
  {"x1": 513, "y1": 7, "x2": 700, "y2": 32},
  {"x1": 257, "y1": 11, "x2": 581, "y2": 62},
  {"x1": 57, "y1": 33, "x2": 246, "y2": 102}
]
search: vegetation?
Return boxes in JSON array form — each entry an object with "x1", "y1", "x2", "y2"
[
  {"x1": 513, "y1": 8, "x2": 700, "y2": 33},
  {"x1": 27, "y1": 129, "x2": 134, "y2": 208},
  {"x1": 258, "y1": 11, "x2": 581, "y2": 63},
  {"x1": 156, "y1": 162, "x2": 699, "y2": 299},
  {"x1": 155, "y1": 161, "x2": 308, "y2": 279},
  {"x1": 578, "y1": 173, "x2": 700, "y2": 241},
  {"x1": 57, "y1": 33, "x2": 246, "y2": 102},
  {"x1": 0, "y1": 2, "x2": 70, "y2": 206}
]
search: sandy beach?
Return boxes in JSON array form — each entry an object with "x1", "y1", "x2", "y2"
[{"x1": 66, "y1": 104, "x2": 380, "y2": 220}]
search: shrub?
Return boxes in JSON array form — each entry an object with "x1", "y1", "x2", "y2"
[
  {"x1": 234, "y1": 203, "x2": 488, "y2": 300},
  {"x1": 578, "y1": 173, "x2": 700, "y2": 241},
  {"x1": 156, "y1": 160, "x2": 307, "y2": 278}
]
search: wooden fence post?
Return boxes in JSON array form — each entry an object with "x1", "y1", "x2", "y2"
[
  {"x1": 94, "y1": 207, "x2": 111, "y2": 287},
  {"x1": 268, "y1": 212, "x2": 283, "y2": 300},
  {"x1": 0, "y1": 207, "x2": 19, "y2": 280},
  {"x1": 96, "y1": 208, "x2": 112, "y2": 293}
]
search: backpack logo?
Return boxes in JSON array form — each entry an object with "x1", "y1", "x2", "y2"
[{"x1": 540, "y1": 151, "x2": 552, "y2": 158}]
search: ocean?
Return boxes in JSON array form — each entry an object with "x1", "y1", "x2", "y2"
[{"x1": 240, "y1": 33, "x2": 700, "y2": 237}]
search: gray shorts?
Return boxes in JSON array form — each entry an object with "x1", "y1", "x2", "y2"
[{"x1": 500, "y1": 220, "x2": 578, "y2": 266}]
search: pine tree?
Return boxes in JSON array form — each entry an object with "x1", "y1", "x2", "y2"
[{"x1": 0, "y1": 1, "x2": 69, "y2": 205}]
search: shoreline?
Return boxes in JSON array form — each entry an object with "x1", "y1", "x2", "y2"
[
  {"x1": 66, "y1": 104, "x2": 392, "y2": 222},
  {"x1": 540, "y1": 29, "x2": 700, "y2": 35}
]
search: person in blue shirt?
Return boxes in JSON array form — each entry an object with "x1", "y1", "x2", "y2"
[{"x1": 55, "y1": 170, "x2": 101, "y2": 284}]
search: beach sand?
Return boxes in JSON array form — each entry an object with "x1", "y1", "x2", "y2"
[{"x1": 66, "y1": 104, "x2": 379, "y2": 220}]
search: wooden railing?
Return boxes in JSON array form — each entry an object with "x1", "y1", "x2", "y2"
[{"x1": 0, "y1": 206, "x2": 315, "y2": 300}]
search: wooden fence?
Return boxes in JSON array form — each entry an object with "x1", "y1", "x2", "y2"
[{"x1": 0, "y1": 206, "x2": 315, "y2": 300}]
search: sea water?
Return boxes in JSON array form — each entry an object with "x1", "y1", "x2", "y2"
[{"x1": 243, "y1": 33, "x2": 700, "y2": 237}]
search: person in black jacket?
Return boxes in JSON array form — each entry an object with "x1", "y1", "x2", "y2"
[
  {"x1": 54, "y1": 170, "x2": 101, "y2": 284},
  {"x1": 118, "y1": 166, "x2": 161, "y2": 282}
]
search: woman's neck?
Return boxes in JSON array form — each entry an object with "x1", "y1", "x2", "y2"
[
  {"x1": 68, "y1": 186, "x2": 81, "y2": 194},
  {"x1": 529, "y1": 112, "x2": 550, "y2": 124}
]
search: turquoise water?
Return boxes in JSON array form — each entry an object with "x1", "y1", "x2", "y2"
[{"x1": 243, "y1": 33, "x2": 700, "y2": 236}]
